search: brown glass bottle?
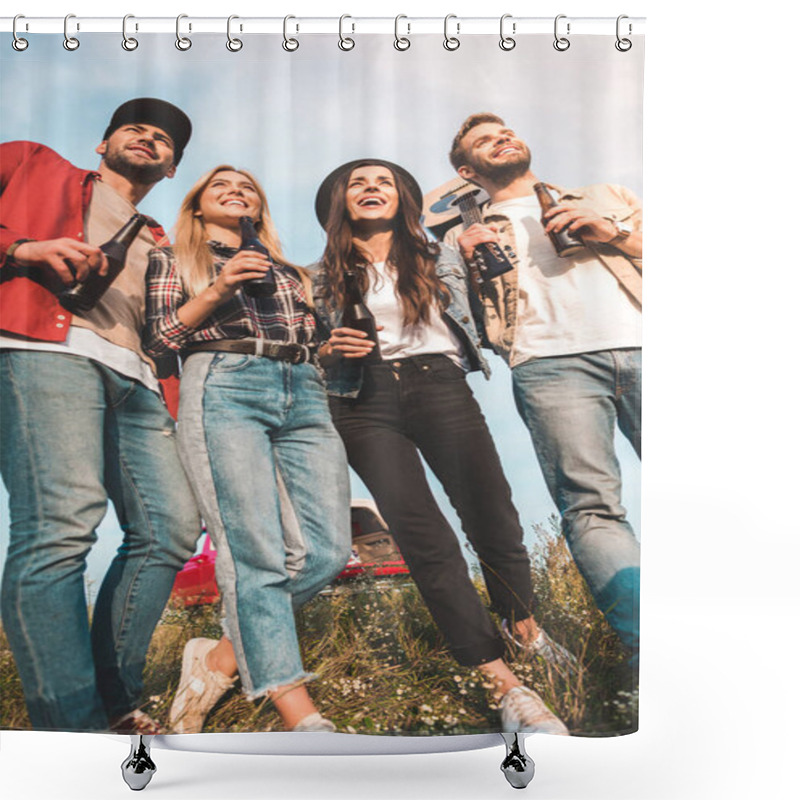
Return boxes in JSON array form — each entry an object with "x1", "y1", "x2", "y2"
[
  {"x1": 455, "y1": 191, "x2": 514, "y2": 281},
  {"x1": 342, "y1": 269, "x2": 382, "y2": 364},
  {"x1": 239, "y1": 216, "x2": 277, "y2": 297},
  {"x1": 59, "y1": 214, "x2": 147, "y2": 314},
  {"x1": 533, "y1": 182, "x2": 584, "y2": 258}
]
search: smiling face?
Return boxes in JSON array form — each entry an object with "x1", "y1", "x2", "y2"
[
  {"x1": 345, "y1": 165, "x2": 400, "y2": 227},
  {"x1": 96, "y1": 123, "x2": 177, "y2": 184},
  {"x1": 196, "y1": 170, "x2": 262, "y2": 229},
  {"x1": 458, "y1": 122, "x2": 532, "y2": 184}
]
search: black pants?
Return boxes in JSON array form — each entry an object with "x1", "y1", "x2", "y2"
[{"x1": 329, "y1": 354, "x2": 535, "y2": 666}]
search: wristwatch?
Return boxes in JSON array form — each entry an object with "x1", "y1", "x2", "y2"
[
  {"x1": 5, "y1": 238, "x2": 34, "y2": 263},
  {"x1": 605, "y1": 220, "x2": 633, "y2": 247}
]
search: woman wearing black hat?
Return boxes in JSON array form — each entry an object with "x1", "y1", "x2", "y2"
[{"x1": 313, "y1": 159, "x2": 572, "y2": 735}]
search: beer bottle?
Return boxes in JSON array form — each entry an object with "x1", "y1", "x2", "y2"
[
  {"x1": 342, "y1": 268, "x2": 382, "y2": 364},
  {"x1": 239, "y1": 216, "x2": 277, "y2": 297},
  {"x1": 533, "y1": 183, "x2": 584, "y2": 258},
  {"x1": 455, "y1": 191, "x2": 513, "y2": 281},
  {"x1": 59, "y1": 214, "x2": 147, "y2": 314}
]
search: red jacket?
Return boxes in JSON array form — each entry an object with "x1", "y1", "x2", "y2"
[{"x1": 0, "y1": 141, "x2": 179, "y2": 415}]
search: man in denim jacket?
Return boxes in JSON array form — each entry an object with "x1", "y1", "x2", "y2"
[{"x1": 443, "y1": 113, "x2": 642, "y2": 666}]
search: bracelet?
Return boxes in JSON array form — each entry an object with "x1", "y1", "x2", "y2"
[{"x1": 4, "y1": 239, "x2": 34, "y2": 264}]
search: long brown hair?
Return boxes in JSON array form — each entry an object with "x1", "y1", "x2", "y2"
[
  {"x1": 320, "y1": 163, "x2": 447, "y2": 326},
  {"x1": 171, "y1": 165, "x2": 297, "y2": 298}
]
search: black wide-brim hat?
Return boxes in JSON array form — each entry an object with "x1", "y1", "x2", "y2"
[
  {"x1": 314, "y1": 159, "x2": 423, "y2": 228},
  {"x1": 103, "y1": 98, "x2": 192, "y2": 165}
]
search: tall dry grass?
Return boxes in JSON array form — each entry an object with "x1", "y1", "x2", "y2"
[{"x1": 1, "y1": 518, "x2": 637, "y2": 735}]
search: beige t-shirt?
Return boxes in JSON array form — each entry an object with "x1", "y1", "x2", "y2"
[
  {"x1": 0, "y1": 179, "x2": 161, "y2": 392},
  {"x1": 71, "y1": 181, "x2": 158, "y2": 358}
]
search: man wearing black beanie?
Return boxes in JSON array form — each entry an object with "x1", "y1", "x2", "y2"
[{"x1": 0, "y1": 98, "x2": 200, "y2": 733}]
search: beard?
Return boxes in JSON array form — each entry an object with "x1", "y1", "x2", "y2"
[
  {"x1": 103, "y1": 149, "x2": 171, "y2": 186},
  {"x1": 470, "y1": 144, "x2": 532, "y2": 184}
]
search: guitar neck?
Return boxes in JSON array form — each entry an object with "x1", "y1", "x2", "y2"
[{"x1": 456, "y1": 194, "x2": 484, "y2": 228}]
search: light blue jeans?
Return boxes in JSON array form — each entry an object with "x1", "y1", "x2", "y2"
[
  {"x1": 177, "y1": 353, "x2": 351, "y2": 699},
  {"x1": 0, "y1": 351, "x2": 200, "y2": 730},
  {"x1": 512, "y1": 349, "x2": 641, "y2": 661}
]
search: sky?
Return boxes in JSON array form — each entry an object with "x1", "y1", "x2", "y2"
[{"x1": 0, "y1": 32, "x2": 644, "y2": 585}]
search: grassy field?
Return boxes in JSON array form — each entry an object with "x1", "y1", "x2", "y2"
[{"x1": 1, "y1": 519, "x2": 637, "y2": 736}]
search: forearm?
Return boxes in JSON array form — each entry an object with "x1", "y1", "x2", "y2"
[
  {"x1": 0, "y1": 231, "x2": 35, "y2": 268},
  {"x1": 612, "y1": 230, "x2": 643, "y2": 260},
  {"x1": 175, "y1": 285, "x2": 227, "y2": 330}
]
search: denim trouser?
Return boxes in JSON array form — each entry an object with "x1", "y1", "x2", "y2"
[
  {"x1": 177, "y1": 353, "x2": 351, "y2": 699},
  {"x1": 329, "y1": 354, "x2": 535, "y2": 667},
  {"x1": 512, "y1": 349, "x2": 641, "y2": 660},
  {"x1": 0, "y1": 351, "x2": 200, "y2": 730}
]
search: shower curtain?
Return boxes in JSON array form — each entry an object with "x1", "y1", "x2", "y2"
[{"x1": 0, "y1": 21, "x2": 643, "y2": 740}]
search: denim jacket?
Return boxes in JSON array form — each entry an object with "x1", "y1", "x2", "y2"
[{"x1": 311, "y1": 243, "x2": 490, "y2": 398}]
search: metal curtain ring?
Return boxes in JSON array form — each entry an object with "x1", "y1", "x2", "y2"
[
  {"x1": 394, "y1": 14, "x2": 410, "y2": 51},
  {"x1": 122, "y1": 14, "x2": 139, "y2": 51},
  {"x1": 499, "y1": 14, "x2": 515, "y2": 51},
  {"x1": 553, "y1": 14, "x2": 570, "y2": 51},
  {"x1": 63, "y1": 14, "x2": 80, "y2": 51},
  {"x1": 615, "y1": 15, "x2": 632, "y2": 51},
  {"x1": 339, "y1": 15, "x2": 355, "y2": 51},
  {"x1": 443, "y1": 14, "x2": 460, "y2": 51},
  {"x1": 283, "y1": 15, "x2": 299, "y2": 51},
  {"x1": 175, "y1": 14, "x2": 192, "y2": 51},
  {"x1": 13, "y1": 14, "x2": 29, "y2": 51},
  {"x1": 226, "y1": 15, "x2": 243, "y2": 51}
]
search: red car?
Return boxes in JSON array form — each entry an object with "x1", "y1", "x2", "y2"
[{"x1": 171, "y1": 499, "x2": 410, "y2": 607}]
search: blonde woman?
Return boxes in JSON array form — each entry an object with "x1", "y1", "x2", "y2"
[{"x1": 144, "y1": 166, "x2": 350, "y2": 733}]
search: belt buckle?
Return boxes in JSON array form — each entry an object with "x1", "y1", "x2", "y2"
[{"x1": 289, "y1": 344, "x2": 306, "y2": 364}]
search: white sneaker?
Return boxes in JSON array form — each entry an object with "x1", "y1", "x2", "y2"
[
  {"x1": 292, "y1": 712, "x2": 336, "y2": 732},
  {"x1": 501, "y1": 620, "x2": 579, "y2": 674},
  {"x1": 500, "y1": 686, "x2": 569, "y2": 735},
  {"x1": 169, "y1": 638, "x2": 236, "y2": 733}
]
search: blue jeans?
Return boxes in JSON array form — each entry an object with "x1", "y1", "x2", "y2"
[
  {"x1": 0, "y1": 351, "x2": 200, "y2": 730},
  {"x1": 512, "y1": 349, "x2": 641, "y2": 660},
  {"x1": 177, "y1": 353, "x2": 351, "y2": 699}
]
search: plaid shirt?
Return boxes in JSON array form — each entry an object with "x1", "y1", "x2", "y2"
[{"x1": 143, "y1": 241, "x2": 317, "y2": 358}]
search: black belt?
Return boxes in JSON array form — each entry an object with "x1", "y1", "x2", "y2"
[{"x1": 184, "y1": 339, "x2": 316, "y2": 364}]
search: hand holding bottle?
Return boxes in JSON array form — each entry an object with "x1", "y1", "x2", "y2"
[
  {"x1": 455, "y1": 223, "x2": 501, "y2": 264},
  {"x1": 541, "y1": 205, "x2": 616, "y2": 244},
  {"x1": 323, "y1": 325, "x2": 385, "y2": 360},
  {"x1": 10, "y1": 238, "x2": 108, "y2": 285},
  {"x1": 59, "y1": 214, "x2": 148, "y2": 314},
  {"x1": 207, "y1": 250, "x2": 272, "y2": 304},
  {"x1": 238, "y1": 216, "x2": 277, "y2": 296}
]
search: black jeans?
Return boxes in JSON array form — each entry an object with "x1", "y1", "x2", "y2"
[{"x1": 329, "y1": 354, "x2": 535, "y2": 666}]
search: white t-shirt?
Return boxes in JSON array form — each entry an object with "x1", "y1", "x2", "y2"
[
  {"x1": 365, "y1": 261, "x2": 469, "y2": 370},
  {"x1": 491, "y1": 196, "x2": 642, "y2": 367}
]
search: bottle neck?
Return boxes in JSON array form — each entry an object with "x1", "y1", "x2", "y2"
[
  {"x1": 532, "y1": 182, "x2": 558, "y2": 210},
  {"x1": 111, "y1": 214, "x2": 148, "y2": 247}
]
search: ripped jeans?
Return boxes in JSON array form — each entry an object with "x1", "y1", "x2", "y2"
[{"x1": 177, "y1": 353, "x2": 351, "y2": 699}]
